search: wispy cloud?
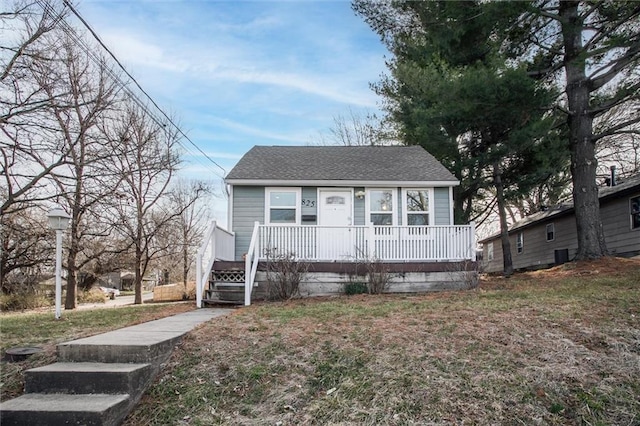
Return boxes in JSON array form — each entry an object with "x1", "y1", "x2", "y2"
[
  {"x1": 78, "y1": 0, "x2": 387, "y2": 174},
  {"x1": 207, "y1": 116, "x2": 309, "y2": 143}
]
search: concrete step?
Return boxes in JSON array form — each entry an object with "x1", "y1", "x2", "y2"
[
  {"x1": 25, "y1": 362, "x2": 152, "y2": 395},
  {"x1": 0, "y1": 310, "x2": 230, "y2": 426},
  {"x1": 0, "y1": 393, "x2": 130, "y2": 426},
  {"x1": 57, "y1": 328, "x2": 186, "y2": 364},
  {"x1": 206, "y1": 284, "x2": 245, "y2": 304}
]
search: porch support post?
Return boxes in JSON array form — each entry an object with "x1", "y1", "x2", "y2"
[
  {"x1": 245, "y1": 221, "x2": 260, "y2": 306},
  {"x1": 244, "y1": 250, "x2": 251, "y2": 306},
  {"x1": 196, "y1": 249, "x2": 203, "y2": 308},
  {"x1": 367, "y1": 222, "x2": 374, "y2": 259},
  {"x1": 470, "y1": 221, "x2": 477, "y2": 261}
]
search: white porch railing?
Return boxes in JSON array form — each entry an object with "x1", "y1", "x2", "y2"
[
  {"x1": 255, "y1": 223, "x2": 476, "y2": 262},
  {"x1": 243, "y1": 222, "x2": 476, "y2": 306},
  {"x1": 195, "y1": 221, "x2": 235, "y2": 308}
]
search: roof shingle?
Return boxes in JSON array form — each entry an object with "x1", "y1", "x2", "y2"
[{"x1": 226, "y1": 145, "x2": 458, "y2": 183}]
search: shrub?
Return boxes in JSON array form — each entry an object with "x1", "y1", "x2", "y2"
[
  {"x1": 265, "y1": 251, "x2": 308, "y2": 301},
  {"x1": 0, "y1": 292, "x2": 51, "y2": 311},
  {"x1": 78, "y1": 288, "x2": 107, "y2": 304},
  {"x1": 344, "y1": 282, "x2": 368, "y2": 295},
  {"x1": 445, "y1": 260, "x2": 480, "y2": 289},
  {"x1": 366, "y1": 257, "x2": 391, "y2": 294}
]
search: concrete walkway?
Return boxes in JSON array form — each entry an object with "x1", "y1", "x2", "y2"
[
  {"x1": 1, "y1": 308, "x2": 233, "y2": 426},
  {"x1": 57, "y1": 309, "x2": 231, "y2": 363}
]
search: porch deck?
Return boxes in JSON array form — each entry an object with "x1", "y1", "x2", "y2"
[{"x1": 196, "y1": 222, "x2": 476, "y2": 307}]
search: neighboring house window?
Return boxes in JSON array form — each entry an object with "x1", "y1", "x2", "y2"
[
  {"x1": 631, "y1": 196, "x2": 640, "y2": 229},
  {"x1": 516, "y1": 232, "x2": 524, "y2": 254},
  {"x1": 403, "y1": 189, "x2": 432, "y2": 225},
  {"x1": 368, "y1": 189, "x2": 395, "y2": 225},
  {"x1": 265, "y1": 188, "x2": 301, "y2": 224},
  {"x1": 487, "y1": 242, "x2": 494, "y2": 261},
  {"x1": 546, "y1": 223, "x2": 555, "y2": 241}
]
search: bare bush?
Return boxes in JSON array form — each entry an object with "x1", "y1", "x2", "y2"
[
  {"x1": 265, "y1": 252, "x2": 308, "y2": 301},
  {"x1": 445, "y1": 260, "x2": 480, "y2": 289},
  {"x1": 365, "y1": 257, "x2": 391, "y2": 294}
]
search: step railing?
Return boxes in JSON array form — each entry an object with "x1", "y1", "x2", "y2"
[
  {"x1": 244, "y1": 221, "x2": 261, "y2": 306},
  {"x1": 196, "y1": 221, "x2": 235, "y2": 307}
]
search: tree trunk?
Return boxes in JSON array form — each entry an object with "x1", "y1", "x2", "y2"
[
  {"x1": 64, "y1": 222, "x2": 78, "y2": 309},
  {"x1": 134, "y1": 208, "x2": 144, "y2": 304},
  {"x1": 182, "y1": 236, "x2": 188, "y2": 297},
  {"x1": 134, "y1": 267, "x2": 143, "y2": 304},
  {"x1": 560, "y1": 1, "x2": 607, "y2": 259},
  {"x1": 134, "y1": 244, "x2": 143, "y2": 305},
  {"x1": 493, "y1": 161, "x2": 513, "y2": 277}
]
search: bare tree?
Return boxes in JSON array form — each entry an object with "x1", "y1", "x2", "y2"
[
  {"x1": 110, "y1": 103, "x2": 181, "y2": 304},
  {"x1": 165, "y1": 179, "x2": 212, "y2": 295},
  {"x1": 34, "y1": 31, "x2": 125, "y2": 309},
  {"x1": 1, "y1": 1, "x2": 71, "y2": 215},
  {"x1": 314, "y1": 108, "x2": 393, "y2": 146},
  {"x1": 0, "y1": 202, "x2": 51, "y2": 292},
  {"x1": 596, "y1": 104, "x2": 640, "y2": 180}
]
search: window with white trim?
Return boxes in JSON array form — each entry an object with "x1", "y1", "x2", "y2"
[
  {"x1": 404, "y1": 189, "x2": 431, "y2": 225},
  {"x1": 265, "y1": 188, "x2": 300, "y2": 224},
  {"x1": 516, "y1": 232, "x2": 524, "y2": 254},
  {"x1": 368, "y1": 189, "x2": 395, "y2": 225},
  {"x1": 546, "y1": 223, "x2": 555, "y2": 241},
  {"x1": 487, "y1": 242, "x2": 494, "y2": 261},
  {"x1": 631, "y1": 196, "x2": 640, "y2": 229}
]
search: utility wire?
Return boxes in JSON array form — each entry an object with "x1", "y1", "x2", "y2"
[
  {"x1": 33, "y1": 0, "x2": 228, "y2": 203},
  {"x1": 58, "y1": 0, "x2": 227, "y2": 178}
]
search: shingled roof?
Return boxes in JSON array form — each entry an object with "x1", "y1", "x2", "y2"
[{"x1": 225, "y1": 145, "x2": 458, "y2": 184}]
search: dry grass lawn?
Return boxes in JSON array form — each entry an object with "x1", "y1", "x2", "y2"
[
  {"x1": 125, "y1": 257, "x2": 640, "y2": 425},
  {"x1": 1, "y1": 302, "x2": 195, "y2": 402}
]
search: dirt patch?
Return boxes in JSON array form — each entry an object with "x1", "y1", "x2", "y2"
[{"x1": 481, "y1": 256, "x2": 640, "y2": 289}]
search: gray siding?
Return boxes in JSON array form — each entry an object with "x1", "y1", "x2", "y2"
[
  {"x1": 483, "y1": 215, "x2": 580, "y2": 274},
  {"x1": 601, "y1": 195, "x2": 640, "y2": 255},
  {"x1": 434, "y1": 187, "x2": 451, "y2": 225},
  {"x1": 232, "y1": 186, "x2": 264, "y2": 260},
  {"x1": 301, "y1": 187, "x2": 318, "y2": 224},
  {"x1": 482, "y1": 188, "x2": 640, "y2": 273}
]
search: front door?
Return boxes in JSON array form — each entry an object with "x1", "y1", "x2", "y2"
[{"x1": 318, "y1": 190, "x2": 353, "y2": 260}]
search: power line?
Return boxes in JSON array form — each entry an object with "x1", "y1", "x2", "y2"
[
  {"x1": 32, "y1": 0, "x2": 227, "y2": 185},
  {"x1": 56, "y1": 0, "x2": 227, "y2": 178}
]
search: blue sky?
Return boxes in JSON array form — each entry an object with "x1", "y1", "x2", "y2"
[{"x1": 76, "y1": 0, "x2": 388, "y2": 191}]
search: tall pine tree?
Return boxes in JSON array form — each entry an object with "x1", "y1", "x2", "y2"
[{"x1": 355, "y1": 0, "x2": 640, "y2": 260}]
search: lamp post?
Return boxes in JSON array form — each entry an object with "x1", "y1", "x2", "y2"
[{"x1": 47, "y1": 207, "x2": 71, "y2": 319}]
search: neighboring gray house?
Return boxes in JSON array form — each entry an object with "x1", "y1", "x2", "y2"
[
  {"x1": 480, "y1": 174, "x2": 640, "y2": 273},
  {"x1": 196, "y1": 145, "x2": 478, "y2": 306}
]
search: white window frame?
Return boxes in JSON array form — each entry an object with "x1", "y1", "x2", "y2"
[
  {"x1": 516, "y1": 232, "x2": 524, "y2": 254},
  {"x1": 487, "y1": 242, "x2": 494, "y2": 261},
  {"x1": 546, "y1": 223, "x2": 555, "y2": 242},
  {"x1": 631, "y1": 196, "x2": 640, "y2": 230},
  {"x1": 402, "y1": 188, "x2": 434, "y2": 226},
  {"x1": 366, "y1": 188, "x2": 397, "y2": 226},
  {"x1": 265, "y1": 187, "x2": 301, "y2": 225}
]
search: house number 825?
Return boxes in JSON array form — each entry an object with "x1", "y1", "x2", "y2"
[{"x1": 302, "y1": 199, "x2": 315, "y2": 207}]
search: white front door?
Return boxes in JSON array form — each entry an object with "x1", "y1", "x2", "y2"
[{"x1": 318, "y1": 190, "x2": 353, "y2": 260}]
